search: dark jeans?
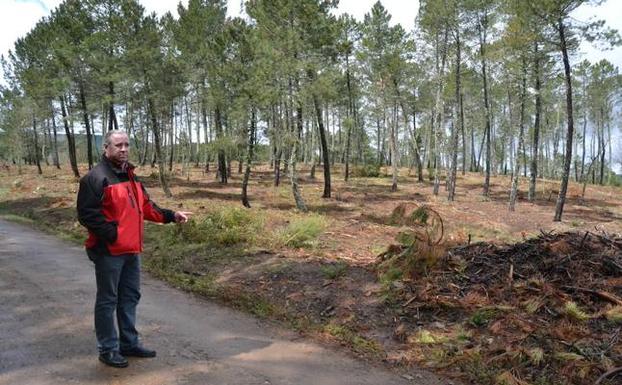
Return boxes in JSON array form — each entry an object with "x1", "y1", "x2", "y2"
[{"x1": 93, "y1": 253, "x2": 141, "y2": 353}]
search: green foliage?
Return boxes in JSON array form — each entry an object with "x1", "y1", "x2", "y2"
[
  {"x1": 169, "y1": 206, "x2": 265, "y2": 246},
  {"x1": 413, "y1": 329, "x2": 448, "y2": 344},
  {"x1": 379, "y1": 266, "x2": 403, "y2": 286},
  {"x1": 605, "y1": 306, "x2": 622, "y2": 323},
  {"x1": 395, "y1": 231, "x2": 417, "y2": 246},
  {"x1": 351, "y1": 164, "x2": 381, "y2": 178},
  {"x1": 276, "y1": 214, "x2": 327, "y2": 248},
  {"x1": 527, "y1": 347, "x2": 545, "y2": 366},
  {"x1": 563, "y1": 301, "x2": 591, "y2": 321},
  {"x1": 469, "y1": 308, "x2": 499, "y2": 327},
  {"x1": 320, "y1": 262, "x2": 348, "y2": 280},
  {"x1": 323, "y1": 323, "x2": 382, "y2": 355},
  {"x1": 609, "y1": 174, "x2": 622, "y2": 187}
]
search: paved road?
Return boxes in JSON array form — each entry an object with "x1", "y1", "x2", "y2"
[{"x1": 0, "y1": 218, "x2": 452, "y2": 385}]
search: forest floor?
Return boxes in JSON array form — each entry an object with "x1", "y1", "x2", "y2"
[{"x1": 1, "y1": 163, "x2": 621, "y2": 385}]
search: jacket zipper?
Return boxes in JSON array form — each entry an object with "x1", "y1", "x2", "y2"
[{"x1": 128, "y1": 174, "x2": 143, "y2": 251}]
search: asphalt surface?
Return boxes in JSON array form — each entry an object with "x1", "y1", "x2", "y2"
[{"x1": 0, "y1": 218, "x2": 453, "y2": 385}]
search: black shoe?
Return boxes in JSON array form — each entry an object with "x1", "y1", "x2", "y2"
[
  {"x1": 99, "y1": 351, "x2": 129, "y2": 368},
  {"x1": 120, "y1": 345, "x2": 156, "y2": 358}
]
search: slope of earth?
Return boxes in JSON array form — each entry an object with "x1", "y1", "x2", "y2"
[{"x1": 1, "y1": 163, "x2": 621, "y2": 385}]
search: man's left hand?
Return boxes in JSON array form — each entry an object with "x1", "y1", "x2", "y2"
[{"x1": 174, "y1": 211, "x2": 193, "y2": 223}]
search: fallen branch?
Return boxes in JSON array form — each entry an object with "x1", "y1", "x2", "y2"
[
  {"x1": 561, "y1": 286, "x2": 622, "y2": 306},
  {"x1": 402, "y1": 296, "x2": 417, "y2": 307},
  {"x1": 592, "y1": 231, "x2": 622, "y2": 248},
  {"x1": 594, "y1": 367, "x2": 622, "y2": 385},
  {"x1": 580, "y1": 231, "x2": 590, "y2": 248}
]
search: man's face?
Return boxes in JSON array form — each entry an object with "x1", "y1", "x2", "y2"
[{"x1": 104, "y1": 133, "x2": 129, "y2": 166}]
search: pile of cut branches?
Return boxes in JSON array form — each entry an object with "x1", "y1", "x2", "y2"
[{"x1": 385, "y1": 231, "x2": 622, "y2": 385}]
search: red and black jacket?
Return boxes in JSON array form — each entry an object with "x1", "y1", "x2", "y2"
[{"x1": 77, "y1": 155, "x2": 175, "y2": 256}]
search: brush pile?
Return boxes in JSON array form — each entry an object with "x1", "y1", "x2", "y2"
[{"x1": 392, "y1": 231, "x2": 622, "y2": 385}]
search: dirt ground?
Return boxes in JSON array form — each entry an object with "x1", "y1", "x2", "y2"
[{"x1": 1, "y1": 163, "x2": 621, "y2": 385}]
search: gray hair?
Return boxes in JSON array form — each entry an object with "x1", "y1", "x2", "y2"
[{"x1": 104, "y1": 130, "x2": 128, "y2": 147}]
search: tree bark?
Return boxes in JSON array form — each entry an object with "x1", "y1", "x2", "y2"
[
  {"x1": 242, "y1": 107, "x2": 256, "y2": 208},
  {"x1": 390, "y1": 102, "x2": 399, "y2": 192},
  {"x1": 459, "y1": 93, "x2": 466, "y2": 175},
  {"x1": 168, "y1": 102, "x2": 175, "y2": 172},
  {"x1": 108, "y1": 81, "x2": 118, "y2": 131},
  {"x1": 554, "y1": 18, "x2": 575, "y2": 222},
  {"x1": 344, "y1": 54, "x2": 353, "y2": 182},
  {"x1": 529, "y1": 42, "x2": 541, "y2": 202},
  {"x1": 291, "y1": 98, "x2": 308, "y2": 211},
  {"x1": 274, "y1": 148, "x2": 282, "y2": 186},
  {"x1": 599, "y1": 107, "x2": 605, "y2": 185},
  {"x1": 78, "y1": 81, "x2": 93, "y2": 169},
  {"x1": 580, "y1": 105, "x2": 587, "y2": 182},
  {"x1": 449, "y1": 25, "x2": 461, "y2": 201},
  {"x1": 215, "y1": 105, "x2": 227, "y2": 184},
  {"x1": 147, "y1": 97, "x2": 172, "y2": 198},
  {"x1": 59, "y1": 96, "x2": 80, "y2": 178},
  {"x1": 312, "y1": 92, "x2": 331, "y2": 198},
  {"x1": 432, "y1": 26, "x2": 448, "y2": 196},
  {"x1": 50, "y1": 104, "x2": 60, "y2": 169},
  {"x1": 32, "y1": 115, "x2": 42, "y2": 175},
  {"x1": 479, "y1": 10, "x2": 492, "y2": 197},
  {"x1": 202, "y1": 99, "x2": 210, "y2": 173},
  {"x1": 510, "y1": 60, "x2": 527, "y2": 211}
]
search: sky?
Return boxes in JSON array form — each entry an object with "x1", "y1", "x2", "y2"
[{"x1": 1, "y1": 0, "x2": 620, "y2": 70}]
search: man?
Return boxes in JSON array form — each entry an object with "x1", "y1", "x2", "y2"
[{"x1": 77, "y1": 130, "x2": 191, "y2": 368}]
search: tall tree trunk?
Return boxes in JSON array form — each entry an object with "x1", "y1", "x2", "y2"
[
  {"x1": 168, "y1": 102, "x2": 175, "y2": 172},
  {"x1": 458, "y1": 95, "x2": 466, "y2": 177},
  {"x1": 78, "y1": 81, "x2": 93, "y2": 169},
  {"x1": 390, "y1": 102, "x2": 399, "y2": 192},
  {"x1": 275, "y1": 149, "x2": 282, "y2": 186},
  {"x1": 291, "y1": 96, "x2": 308, "y2": 211},
  {"x1": 580, "y1": 107, "x2": 587, "y2": 182},
  {"x1": 215, "y1": 105, "x2": 227, "y2": 184},
  {"x1": 606, "y1": 119, "x2": 612, "y2": 184},
  {"x1": 411, "y1": 95, "x2": 423, "y2": 182},
  {"x1": 195, "y1": 101, "x2": 204, "y2": 169},
  {"x1": 312, "y1": 93, "x2": 331, "y2": 198},
  {"x1": 50, "y1": 104, "x2": 60, "y2": 169},
  {"x1": 376, "y1": 117, "x2": 382, "y2": 164},
  {"x1": 395, "y1": 83, "x2": 423, "y2": 183},
  {"x1": 202, "y1": 100, "x2": 210, "y2": 172},
  {"x1": 344, "y1": 114, "x2": 352, "y2": 182},
  {"x1": 242, "y1": 107, "x2": 256, "y2": 208},
  {"x1": 108, "y1": 81, "x2": 118, "y2": 131},
  {"x1": 32, "y1": 115, "x2": 42, "y2": 175},
  {"x1": 140, "y1": 115, "x2": 149, "y2": 167},
  {"x1": 554, "y1": 18, "x2": 575, "y2": 222},
  {"x1": 433, "y1": 26, "x2": 449, "y2": 196},
  {"x1": 510, "y1": 60, "x2": 527, "y2": 211},
  {"x1": 449, "y1": 26, "x2": 461, "y2": 201},
  {"x1": 470, "y1": 111, "x2": 476, "y2": 172},
  {"x1": 43, "y1": 118, "x2": 50, "y2": 166},
  {"x1": 529, "y1": 42, "x2": 541, "y2": 202},
  {"x1": 344, "y1": 54, "x2": 354, "y2": 182},
  {"x1": 599, "y1": 107, "x2": 605, "y2": 185},
  {"x1": 147, "y1": 97, "x2": 172, "y2": 197},
  {"x1": 479, "y1": 11, "x2": 492, "y2": 197},
  {"x1": 59, "y1": 96, "x2": 80, "y2": 178},
  {"x1": 91, "y1": 114, "x2": 100, "y2": 158},
  {"x1": 290, "y1": 143, "x2": 308, "y2": 211},
  {"x1": 182, "y1": 96, "x2": 191, "y2": 173}
]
